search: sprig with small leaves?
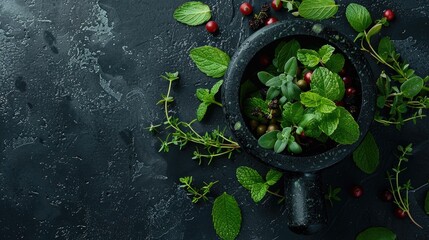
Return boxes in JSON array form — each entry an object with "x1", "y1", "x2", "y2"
[
  {"x1": 155, "y1": 72, "x2": 240, "y2": 164},
  {"x1": 179, "y1": 176, "x2": 218, "y2": 203},
  {"x1": 324, "y1": 185, "x2": 341, "y2": 206},
  {"x1": 387, "y1": 144, "x2": 422, "y2": 228},
  {"x1": 196, "y1": 80, "x2": 223, "y2": 121}
]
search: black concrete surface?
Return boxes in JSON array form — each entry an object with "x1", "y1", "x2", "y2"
[{"x1": 0, "y1": 0, "x2": 428, "y2": 239}]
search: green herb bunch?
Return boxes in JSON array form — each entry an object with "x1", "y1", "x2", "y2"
[{"x1": 345, "y1": 3, "x2": 429, "y2": 128}]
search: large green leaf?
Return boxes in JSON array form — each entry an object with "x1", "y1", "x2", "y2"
[
  {"x1": 346, "y1": 3, "x2": 372, "y2": 32},
  {"x1": 319, "y1": 110, "x2": 340, "y2": 136},
  {"x1": 311, "y1": 67, "x2": 345, "y2": 101},
  {"x1": 298, "y1": 0, "x2": 338, "y2": 20},
  {"x1": 330, "y1": 107, "x2": 360, "y2": 144},
  {"x1": 212, "y1": 193, "x2": 242, "y2": 240},
  {"x1": 190, "y1": 46, "x2": 230, "y2": 78},
  {"x1": 236, "y1": 166, "x2": 264, "y2": 190},
  {"x1": 173, "y1": 2, "x2": 211, "y2": 26},
  {"x1": 353, "y1": 132, "x2": 380, "y2": 174}
]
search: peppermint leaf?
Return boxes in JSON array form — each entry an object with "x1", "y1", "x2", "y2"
[
  {"x1": 318, "y1": 45, "x2": 335, "y2": 63},
  {"x1": 173, "y1": 2, "x2": 211, "y2": 26},
  {"x1": 330, "y1": 107, "x2": 360, "y2": 144},
  {"x1": 197, "y1": 102, "x2": 209, "y2": 121},
  {"x1": 317, "y1": 98, "x2": 337, "y2": 113},
  {"x1": 325, "y1": 53, "x2": 345, "y2": 73},
  {"x1": 319, "y1": 109, "x2": 340, "y2": 136},
  {"x1": 236, "y1": 166, "x2": 264, "y2": 190},
  {"x1": 251, "y1": 183, "x2": 269, "y2": 202},
  {"x1": 297, "y1": 49, "x2": 320, "y2": 67},
  {"x1": 425, "y1": 191, "x2": 429, "y2": 215},
  {"x1": 190, "y1": 46, "x2": 230, "y2": 78},
  {"x1": 356, "y1": 227, "x2": 396, "y2": 240},
  {"x1": 196, "y1": 89, "x2": 211, "y2": 101},
  {"x1": 212, "y1": 193, "x2": 242, "y2": 240},
  {"x1": 211, "y1": 80, "x2": 224, "y2": 94},
  {"x1": 311, "y1": 67, "x2": 345, "y2": 101},
  {"x1": 346, "y1": 3, "x2": 372, "y2": 32},
  {"x1": 353, "y1": 132, "x2": 380, "y2": 174},
  {"x1": 282, "y1": 102, "x2": 305, "y2": 126},
  {"x1": 266, "y1": 169, "x2": 283, "y2": 186},
  {"x1": 300, "y1": 91, "x2": 322, "y2": 107},
  {"x1": 298, "y1": 0, "x2": 338, "y2": 21}
]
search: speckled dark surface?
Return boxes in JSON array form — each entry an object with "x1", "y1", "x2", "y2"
[{"x1": 0, "y1": 0, "x2": 428, "y2": 239}]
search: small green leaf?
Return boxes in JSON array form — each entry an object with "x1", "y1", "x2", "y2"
[
  {"x1": 266, "y1": 76, "x2": 282, "y2": 87},
  {"x1": 190, "y1": 46, "x2": 230, "y2": 78},
  {"x1": 275, "y1": 40, "x2": 301, "y2": 72},
  {"x1": 196, "y1": 88, "x2": 211, "y2": 101},
  {"x1": 211, "y1": 80, "x2": 224, "y2": 94},
  {"x1": 258, "y1": 131, "x2": 280, "y2": 149},
  {"x1": 197, "y1": 102, "x2": 209, "y2": 121},
  {"x1": 236, "y1": 166, "x2": 264, "y2": 190},
  {"x1": 311, "y1": 67, "x2": 345, "y2": 101},
  {"x1": 266, "y1": 87, "x2": 281, "y2": 100},
  {"x1": 400, "y1": 76, "x2": 424, "y2": 98},
  {"x1": 284, "y1": 57, "x2": 298, "y2": 76},
  {"x1": 330, "y1": 107, "x2": 360, "y2": 144},
  {"x1": 319, "y1": 110, "x2": 340, "y2": 136},
  {"x1": 300, "y1": 91, "x2": 322, "y2": 107},
  {"x1": 266, "y1": 169, "x2": 283, "y2": 186},
  {"x1": 257, "y1": 71, "x2": 275, "y2": 84},
  {"x1": 366, "y1": 24, "x2": 382, "y2": 40},
  {"x1": 297, "y1": 49, "x2": 320, "y2": 67},
  {"x1": 298, "y1": 0, "x2": 338, "y2": 20},
  {"x1": 274, "y1": 139, "x2": 288, "y2": 153},
  {"x1": 250, "y1": 183, "x2": 269, "y2": 202},
  {"x1": 353, "y1": 132, "x2": 380, "y2": 174},
  {"x1": 376, "y1": 96, "x2": 386, "y2": 108},
  {"x1": 425, "y1": 191, "x2": 429, "y2": 215},
  {"x1": 288, "y1": 141, "x2": 302, "y2": 154},
  {"x1": 325, "y1": 53, "x2": 345, "y2": 73},
  {"x1": 346, "y1": 3, "x2": 372, "y2": 32},
  {"x1": 318, "y1": 45, "x2": 335, "y2": 63},
  {"x1": 173, "y1": 2, "x2": 211, "y2": 26},
  {"x1": 356, "y1": 227, "x2": 396, "y2": 240},
  {"x1": 378, "y1": 37, "x2": 395, "y2": 61},
  {"x1": 212, "y1": 193, "x2": 242, "y2": 240}
]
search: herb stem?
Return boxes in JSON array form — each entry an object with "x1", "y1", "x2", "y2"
[{"x1": 267, "y1": 190, "x2": 285, "y2": 199}]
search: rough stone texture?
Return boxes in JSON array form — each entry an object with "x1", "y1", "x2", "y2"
[{"x1": 0, "y1": 0, "x2": 428, "y2": 239}]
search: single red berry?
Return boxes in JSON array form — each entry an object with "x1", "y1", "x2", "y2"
[
  {"x1": 304, "y1": 71, "x2": 313, "y2": 84},
  {"x1": 265, "y1": 17, "x2": 278, "y2": 26},
  {"x1": 351, "y1": 185, "x2": 364, "y2": 198},
  {"x1": 239, "y1": 2, "x2": 253, "y2": 16},
  {"x1": 394, "y1": 208, "x2": 407, "y2": 219},
  {"x1": 259, "y1": 54, "x2": 271, "y2": 66},
  {"x1": 383, "y1": 9, "x2": 395, "y2": 22},
  {"x1": 346, "y1": 87, "x2": 357, "y2": 96},
  {"x1": 342, "y1": 76, "x2": 352, "y2": 87},
  {"x1": 381, "y1": 190, "x2": 393, "y2": 202},
  {"x1": 335, "y1": 101, "x2": 345, "y2": 107},
  {"x1": 205, "y1": 21, "x2": 219, "y2": 33},
  {"x1": 271, "y1": 0, "x2": 283, "y2": 11}
]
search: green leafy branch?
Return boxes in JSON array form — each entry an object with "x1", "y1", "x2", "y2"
[
  {"x1": 179, "y1": 176, "x2": 218, "y2": 203},
  {"x1": 155, "y1": 72, "x2": 240, "y2": 164},
  {"x1": 196, "y1": 80, "x2": 224, "y2": 121},
  {"x1": 387, "y1": 144, "x2": 422, "y2": 228}
]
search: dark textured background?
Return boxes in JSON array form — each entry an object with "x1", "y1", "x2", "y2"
[{"x1": 0, "y1": 0, "x2": 428, "y2": 239}]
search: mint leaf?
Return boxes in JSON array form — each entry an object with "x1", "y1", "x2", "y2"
[
  {"x1": 298, "y1": 0, "x2": 338, "y2": 20},
  {"x1": 318, "y1": 45, "x2": 335, "y2": 63},
  {"x1": 356, "y1": 227, "x2": 396, "y2": 240},
  {"x1": 196, "y1": 88, "x2": 211, "y2": 102},
  {"x1": 211, "y1": 80, "x2": 224, "y2": 95},
  {"x1": 173, "y1": 2, "x2": 211, "y2": 26},
  {"x1": 346, "y1": 3, "x2": 372, "y2": 32},
  {"x1": 282, "y1": 102, "x2": 305, "y2": 126},
  {"x1": 311, "y1": 67, "x2": 345, "y2": 101},
  {"x1": 266, "y1": 169, "x2": 283, "y2": 186},
  {"x1": 353, "y1": 132, "x2": 379, "y2": 174},
  {"x1": 400, "y1": 76, "x2": 423, "y2": 98},
  {"x1": 300, "y1": 92, "x2": 322, "y2": 107},
  {"x1": 318, "y1": 98, "x2": 337, "y2": 113},
  {"x1": 236, "y1": 166, "x2": 264, "y2": 190},
  {"x1": 212, "y1": 193, "x2": 242, "y2": 240},
  {"x1": 319, "y1": 109, "x2": 340, "y2": 136},
  {"x1": 257, "y1": 71, "x2": 275, "y2": 84},
  {"x1": 197, "y1": 102, "x2": 209, "y2": 121},
  {"x1": 251, "y1": 183, "x2": 269, "y2": 202},
  {"x1": 330, "y1": 107, "x2": 360, "y2": 144},
  {"x1": 425, "y1": 191, "x2": 429, "y2": 215},
  {"x1": 297, "y1": 49, "x2": 320, "y2": 67},
  {"x1": 325, "y1": 53, "x2": 345, "y2": 73},
  {"x1": 378, "y1": 37, "x2": 395, "y2": 61},
  {"x1": 275, "y1": 40, "x2": 301, "y2": 71},
  {"x1": 190, "y1": 46, "x2": 230, "y2": 78}
]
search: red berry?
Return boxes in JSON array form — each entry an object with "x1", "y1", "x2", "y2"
[
  {"x1": 300, "y1": 131, "x2": 306, "y2": 138},
  {"x1": 351, "y1": 185, "x2": 364, "y2": 198},
  {"x1": 205, "y1": 21, "x2": 219, "y2": 33},
  {"x1": 239, "y1": 2, "x2": 253, "y2": 16},
  {"x1": 394, "y1": 208, "x2": 407, "y2": 219},
  {"x1": 383, "y1": 9, "x2": 395, "y2": 22},
  {"x1": 271, "y1": 0, "x2": 283, "y2": 11},
  {"x1": 346, "y1": 87, "x2": 357, "y2": 96},
  {"x1": 342, "y1": 76, "x2": 352, "y2": 87},
  {"x1": 304, "y1": 71, "x2": 313, "y2": 84},
  {"x1": 335, "y1": 101, "x2": 345, "y2": 107},
  {"x1": 259, "y1": 54, "x2": 271, "y2": 66},
  {"x1": 265, "y1": 17, "x2": 278, "y2": 26},
  {"x1": 381, "y1": 190, "x2": 393, "y2": 202}
]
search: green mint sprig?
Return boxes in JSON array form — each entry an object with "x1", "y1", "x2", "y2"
[
  {"x1": 196, "y1": 80, "x2": 224, "y2": 121},
  {"x1": 297, "y1": 45, "x2": 345, "y2": 73},
  {"x1": 173, "y1": 1, "x2": 211, "y2": 26},
  {"x1": 179, "y1": 176, "x2": 218, "y2": 203}
]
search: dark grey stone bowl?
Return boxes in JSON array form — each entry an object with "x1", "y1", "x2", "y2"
[{"x1": 222, "y1": 20, "x2": 376, "y2": 235}]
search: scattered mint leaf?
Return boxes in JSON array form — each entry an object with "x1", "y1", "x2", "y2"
[
  {"x1": 212, "y1": 193, "x2": 242, "y2": 240},
  {"x1": 173, "y1": 2, "x2": 211, "y2": 26},
  {"x1": 275, "y1": 40, "x2": 301, "y2": 72},
  {"x1": 265, "y1": 169, "x2": 283, "y2": 186},
  {"x1": 197, "y1": 102, "x2": 209, "y2": 121},
  {"x1": 319, "y1": 109, "x2": 340, "y2": 136},
  {"x1": 311, "y1": 67, "x2": 345, "y2": 101},
  {"x1": 378, "y1": 37, "x2": 395, "y2": 62},
  {"x1": 196, "y1": 88, "x2": 211, "y2": 102},
  {"x1": 346, "y1": 3, "x2": 372, "y2": 32},
  {"x1": 425, "y1": 191, "x2": 429, "y2": 215},
  {"x1": 297, "y1": 49, "x2": 320, "y2": 67},
  {"x1": 330, "y1": 107, "x2": 360, "y2": 144},
  {"x1": 236, "y1": 166, "x2": 264, "y2": 190},
  {"x1": 356, "y1": 227, "x2": 396, "y2": 240},
  {"x1": 400, "y1": 76, "x2": 424, "y2": 98},
  {"x1": 195, "y1": 80, "x2": 224, "y2": 121},
  {"x1": 251, "y1": 183, "x2": 269, "y2": 203},
  {"x1": 353, "y1": 132, "x2": 379, "y2": 174},
  {"x1": 298, "y1": 0, "x2": 338, "y2": 20},
  {"x1": 211, "y1": 79, "x2": 223, "y2": 94},
  {"x1": 318, "y1": 45, "x2": 335, "y2": 63},
  {"x1": 258, "y1": 130, "x2": 279, "y2": 149},
  {"x1": 325, "y1": 53, "x2": 345, "y2": 73},
  {"x1": 190, "y1": 46, "x2": 230, "y2": 78}
]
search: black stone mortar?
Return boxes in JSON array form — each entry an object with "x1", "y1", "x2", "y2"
[{"x1": 222, "y1": 20, "x2": 376, "y2": 235}]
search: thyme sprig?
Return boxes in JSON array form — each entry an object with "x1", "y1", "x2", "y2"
[{"x1": 179, "y1": 176, "x2": 218, "y2": 203}]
